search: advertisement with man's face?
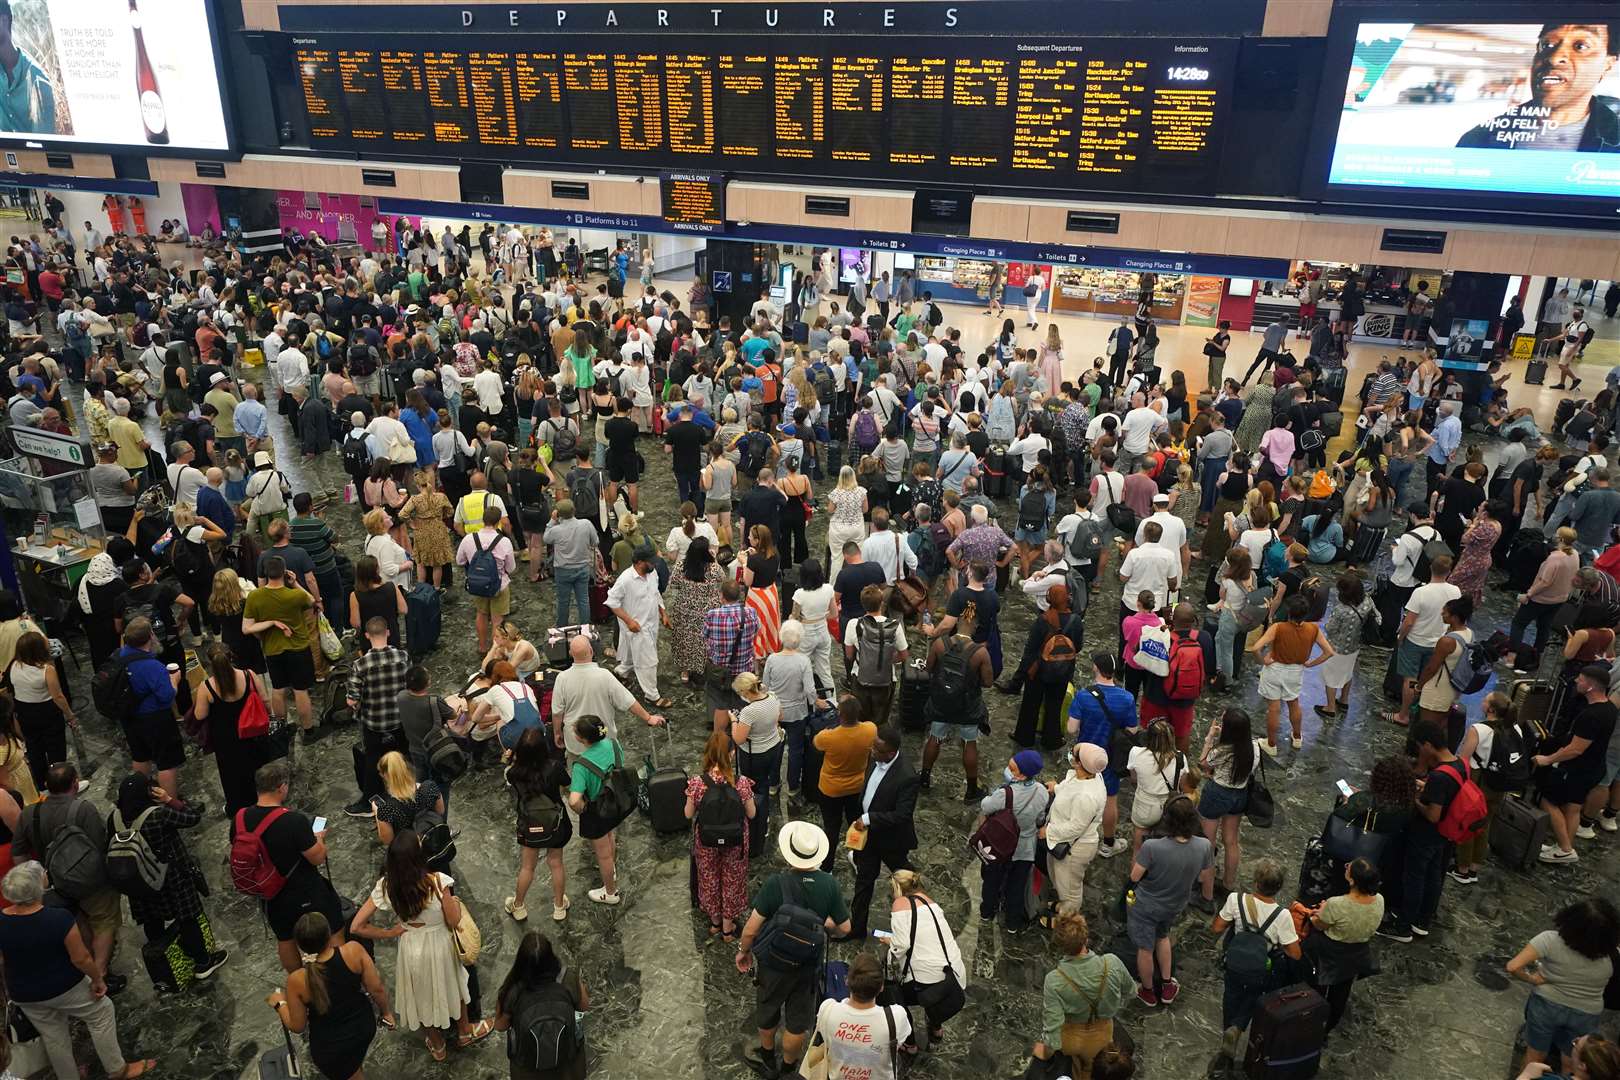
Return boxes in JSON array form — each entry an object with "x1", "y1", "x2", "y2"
[
  {"x1": 0, "y1": 0, "x2": 229, "y2": 151},
  {"x1": 1328, "y1": 21, "x2": 1620, "y2": 198}
]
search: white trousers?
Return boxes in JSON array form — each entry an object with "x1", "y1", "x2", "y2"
[{"x1": 616, "y1": 621, "x2": 661, "y2": 700}]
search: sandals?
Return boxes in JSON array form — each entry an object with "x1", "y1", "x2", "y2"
[
  {"x1": 118, "y1": 1062, "x2": 159, "y2": 1080},
  {"x1": 426, "y1": 1038, "x2": 448, "y2": 1063},
  {"x1": 647, "y1": 696, "x2": 674, "y2": 708},
  {"x1": 456, "y1": 1018, "x2": 495, "y2": 1048}
]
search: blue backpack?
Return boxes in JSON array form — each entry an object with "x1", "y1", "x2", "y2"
[
  {"x1": 1257, "y1": 530, "x2": 1288, "y2": 586},
  {"x1": 465, "y1": 533, "x2": 503, "y2": 598}
]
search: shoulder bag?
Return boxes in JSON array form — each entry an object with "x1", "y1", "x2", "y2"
[{"x1": 1245, "y1": 751, "x2": 1276, "y2": 829}]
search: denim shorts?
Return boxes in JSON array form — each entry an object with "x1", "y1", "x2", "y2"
[
  {"x1": 1523, "y1": 992, "x2": 1602, "y2": 1055},
  {"x1": 1198, "y1": 780, "x2": 1249, "y2": 820},
  {"x1": 929, "y1": 721, "x2": 979, "y2": 743}
]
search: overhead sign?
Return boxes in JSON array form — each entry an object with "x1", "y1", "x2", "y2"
[
  {"x1": 660, "y1": 172, "x2": 726, "y2": 234},
  {"x1": 375, "y1": 196, "x2": 1291, "y2": 279},
  {"x1": 11, "y1": 424, "x2": 87, "y2": 468}
]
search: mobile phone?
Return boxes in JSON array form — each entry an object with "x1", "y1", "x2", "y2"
[
  {"x1": 313, "y1": 816, "x2": 328, "y2": 833},
  {"x1": 871, "y1": 929, "x2": 892, "y2": 941},
  {"x1": 1335, "y1": 780, "x2": 1354, "y2": 799}
]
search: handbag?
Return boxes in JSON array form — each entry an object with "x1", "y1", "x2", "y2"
[
  {"x1": 798, "y1": 1035, "x2": 829, "y2": 1080},
  {"x1": 1321, "y1": 803, "x2": 1392, "y2": 864},
  {"x1": 439, "y1": 881, "x2": 482, "y2": 965},
  {"x1": 238, "y1": 678, "x2": 270, "y2": 739},
  {"x1": 317, "y1": 615, "x2": 343, "y2": 661},
  {"x1": 1245, "y1": 753, "x2": 1276, "y2": 828}
]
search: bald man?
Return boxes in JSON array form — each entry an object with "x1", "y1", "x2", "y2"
[
  {"x1": 196, "y1": 466, "x2": 234, "y2": 541},
  {"x1": 549, "y1": 634, "x2": 665, "y2": 757}
]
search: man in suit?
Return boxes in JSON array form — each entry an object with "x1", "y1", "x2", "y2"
[{"x1": 846, "y1": 726, "x2": 920, "y2": 940}]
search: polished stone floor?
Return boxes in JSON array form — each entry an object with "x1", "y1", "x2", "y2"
[{"x1": 44, "y1": 294, "x2": 1620, "y2": 1080}]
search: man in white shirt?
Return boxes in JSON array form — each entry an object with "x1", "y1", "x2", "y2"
[
  {"x1": 605, "y1": 548, "x2": 668, "y2": 706},
  {"x1": 366, "y1": 404, "x2": 414, "y2": 466},
  {"x1": 1005, "y1": 425, "x2": 1050, "y2": 474},
  {"x1": 860, "y1": 510, "x2": 917, "y2": 584},
  {"x1": 550, "y1": 635, "x2": 666, "y2": 756},
  {"x1": 869, "y1": 383, "x2": 904, "y2": 433},
  {"x1": 1133, "y1": 492, "x2": 1189, "y2": 577},
  {"x1": 921, "y1": 336, "x2": 947, "y2": 370},
  {"x1": 166, "y1": 442, "x2": 208, "y2": 508},
  {"x1": 1118, "y1": 392, "x2": 1158, "y2": 476},
  {"x1": 1056, "y1": 488, "x2": 1109, "y2": 580},
  {"x1": 1089, "y1": 452, "x2": 1125, "y2": 528},
  {"x1": 619, "y1": 329, "x2": 648, "y2": 363},
  {"x1": 275, "y1": 345, "x2": 309, "y2": 397},
  {"x1": 1117, "y1": 520, "x2": 1178, "y2": 647},
  {"x1": 1392, "y1": 553, "x2": 1461, "y2": 726}
]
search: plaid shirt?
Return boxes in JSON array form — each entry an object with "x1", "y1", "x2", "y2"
[
  {"x1": 348, "y1": 646, "x2": 409, "y2": 734},
  {"x1": 702, "y1": 602, "x2": 760, "y2": 675}
]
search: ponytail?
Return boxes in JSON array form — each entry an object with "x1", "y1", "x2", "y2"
[
  {"x1": 292, "y1": 913, "x2": 332, "y2": 1015},
  {"x1": 681, "y1": 500, "x2": 697, "y2": 538}
]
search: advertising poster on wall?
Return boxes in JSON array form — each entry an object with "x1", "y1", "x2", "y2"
[
  {"x1": 1327, "y1": 21, "x2": 1620, "y2": 199},
  {"x1": 0, "y1": 0, "x2": 229, "y2": 151},
  {"x1": 1184, "y1": 275, "x2": 1225, "y2": 327}
]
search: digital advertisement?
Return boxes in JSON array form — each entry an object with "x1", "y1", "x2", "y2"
[
  {"x1": 0, "y1": 0, "x2": 230, "y2": 151},
  {"x1": 1327, "y1": 20, "x2": 1620, "y2": 199}
]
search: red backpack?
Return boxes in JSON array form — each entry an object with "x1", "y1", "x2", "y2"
[
  {"x1": 231, "y1": 806, "x2": 291, "y2": 898},
  {"x1": 1163, "y1": 633, "x2": 1205, "y2": 703},
  {"x1": 1433, "y1": 760, "x2": 1488, "y2": 843}
]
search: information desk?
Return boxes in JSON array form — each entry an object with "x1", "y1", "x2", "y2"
[{"x1": 289, "y1": 34, "x2": 1234, "y2": 194}]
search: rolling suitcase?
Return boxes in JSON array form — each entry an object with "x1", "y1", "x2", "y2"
[
  {"x1": 543, "y1": 624, "x2": 601, "y2": 669},
  {"x1": 590, "y1": 580, "x2": 610, "y2": 623},
  {"x1": 1244, "y1": 985, "x2": 1328, "y2": 1079},
  {"x1": 899, "y1": 658, "x2": 930, "y2": 733},
  {"x1": 1348, "y1": 524, "x2": 1385, "y2": 566},
  {"x1": 638, "y1": 722, "x2": 689, "y2": 833},
  {"x1": 405, "y1": 582, "x2": 441, "y2": 659},
  {"x1": 982, "y1": 450, "x2": 1009, "y2": 497},
  {"x1": 258, "y1": 1023, "x2": 302, "y2": 1079},
  {"x1": 1511, "y1": 680, "x2": 1557, "y2": 737},
  {"x1": 1524, "y1": 359, "x2": 1547, "y2": 386},
  {"x1": 1489, "y1": 793, "x2": 1550, "y2": 870}
]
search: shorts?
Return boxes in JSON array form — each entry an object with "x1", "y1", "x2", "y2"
[
  {"x1": 1603, "y1": 738, "x2": 1620, "y2": 788},
  {"x1": 77, "y1": 887, "x2": 123, "y2": 935},
  {"x1": 1198, "y1": 780, "x2": 1249, "y2": 820},
  {"x1": 706, "y1": 666, "x2": 744, "y2": 712},
  {"x1": 1523, "y1": 992, "x2": 1601, "y2": 1056},
  {"x1": 265, "y1": 871, "x2": 344, "y2": 942},
  {"x1": 1125, "y1": 905, "x2": 1172, "y2": 951},
  {"x1": 353, "y1": 373, "x2": 379, "y2": 398},
  {"x1": 607, "y1": 456, "x2": 641, "y2": 484},
  {"x1": 1397, "y1": 639, "x2": 1433, "y2": 680},
  {"x1": 266, "y1": 648, "x2": 316, "y2": 692},
  {"x1": 1014, "y1": 526, "x2": 1045, "y2": 546},
  {"x1": 1258, "y1": 662, "x2": 1304, "y2": 703},
  {"x1": 753, "y1": 961, "x2": 817, "y2": 1035},
  {"x1": 1130, "y1": 791, "x2": 1170, "y2": 830},
  {"x1": 123, "y1": 710, "x2": 186, "y2": 771},
  {"x1": 928, "y1": 720, "x2": 980, "y2": 743},
  {"x1": 473, "y1": 589, "x2": 512, "y2": 617},
  {"x1": 1138, "y1": 699, "x2": 1193, "y2": 744}
]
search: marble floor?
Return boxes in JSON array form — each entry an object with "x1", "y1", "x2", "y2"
[{"x1": 42, "y1": 277, "x2": 1620, "y2": 1080}]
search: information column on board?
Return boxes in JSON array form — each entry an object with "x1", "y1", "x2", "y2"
[{"x1": 660, "y1": 172, "x2": 727, "y2": 233}]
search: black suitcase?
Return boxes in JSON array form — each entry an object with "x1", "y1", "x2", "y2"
[
  {"x1": 1296, "y1": 835, "x2": 1340, "y2": 906},
  {"x1": 543, "y1": 624, "x2": 601, "y2": 669},
  {"x1": 1506, "y1": 530, "x2": 1549, "y2": 591},
  {"x1": 899, "y1": 658, "x2": 930, "y2": 732},
  {"x1": 638, "y1": 722, "x2": 689, "y2": 833},
  {"x1": 1348, "y1": 524, "x2": 1385, "y2": 566},
  {"x1": 1511, "y1": 680, "x2": 1557, "y2": 737},
  {"x1": 1244, "y1": 985, "x2": 1328, "y2": 1079},
  {"x1": 1524, "y1": 359, "x2": 1547, "y2": 386},
  {"x1": 258, "y1": 1024, "x2": 301, "y2": 1080},
  {"x1": 1489, "y1": 793, "x2": 1550, "y2": 870},
  {"x1": 1554, "y1": 397, "x2": 1578, "y2": 432},
  {"x1": 141, "y1": 911, "x2": 220, "y2": 993},
  {"x1": 1318, "y1": 367, "x2": 1346, "y2": 406},
  {"x1": 983, "y1": 450, "x2": 1009, "y2": 497}
]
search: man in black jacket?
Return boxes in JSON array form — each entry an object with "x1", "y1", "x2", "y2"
[{"x1": 846, "y1": 726, "x2": 920, "y2": 940}]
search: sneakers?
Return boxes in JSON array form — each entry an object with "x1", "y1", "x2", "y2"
[
  {"x1": 1157, "y1": 978, "x2": 1180, "y2": 1004},
  {"x1": 740, "y1": 1043, "x2": 782, "y2": 1079},
  {"x1": 1540, "y1": 847, "x2": 1579, "y2": 865},
  {"x1": 918, "y1": 769, "x2": 932, "y2": 791},
  {"x1": 1096, "y1": 838, "x2": 1125, "y2": 859},
  {"x1": 963, "y1": 784, "x2": 986, "y2": 804},
  {"x1": 504, "y1": 897, "x2": 528, "y2": 922},
  {"x1": 1447, "y1": 869, "x2": 1478, "y2": 885},
  {"x1": 588, "y1": 886, "x2": 623, "y2": 905},
  {"x1": 1290, "y1": 736, "x2": 1304, "y2": 750},
  {"x1": 343, "y1": 798, "x2": 373, "y2": 818},
  {"x1": 194, "y1": 951, "x2": 229, "y2": 980},
  {"x1": 1260, "y1": 741, "x2": 1280, "y2": 758},
  {"x1": 1377, "y1": 923, "x2": 1414, "y2": 943},
  {"x1": 1575, "y1": 822, "x2": 1597, "y2": 840},
  {"x1": 552, "y1": 896, "x2": 571, "y2": 922},
  {"x1": 1602, "y1": 812, "x2": 1619, "y2": 833},
  {"x1": 1410, "y1": 924, "x2": 1430, "y2": 938},
  {"x1": 1136, "y1": 986, "x2": 1160, "y2": 1007}
]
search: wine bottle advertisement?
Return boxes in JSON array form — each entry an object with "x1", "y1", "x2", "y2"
[{"x1": 0, "y1": 0, "x2": 228, "y2": 150}]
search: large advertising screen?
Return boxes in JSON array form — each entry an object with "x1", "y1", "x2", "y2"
[
  {"x1": 1326, "y1": 20, "x2": 1620, "y2": 200},
  {"x1": 0, "y1": 0, "x2": 230, "y2": 152},
  {"x1": 286, "y1": 33, "x2": 1234, "y2": 195}
]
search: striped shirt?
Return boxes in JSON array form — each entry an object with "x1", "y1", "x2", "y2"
[{"x1": 288, "y1": 515, "x2": 338, "y2": 576}]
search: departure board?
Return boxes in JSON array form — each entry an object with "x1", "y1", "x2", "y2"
[{"x1": 288, "y1": 34, "x2": 1233, "y2": 193}]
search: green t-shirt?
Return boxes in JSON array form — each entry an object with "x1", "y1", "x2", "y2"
[
  {"x1": 569, "y1": 739, "x2": 621, "y2": 802},
  {"x1": 748, "y1": 870, "x2": 850, "y2": 927},
  {"x1": 243, "y1": 585, "x2": 313, "y2": 656}
]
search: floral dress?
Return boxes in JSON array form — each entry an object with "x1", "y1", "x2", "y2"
[
  {"x1": 1449, "y1": 517, "x2": 1500, "y2": 604},
  {"x1": 668, "y1": 564, "x2": 724, "y2": 675},
  {"x1": 401, "y1": 490, "x2": 454, "y2": 568},
  {"x1": 685, "y1": 771, "x2": 756, "y2": 922}
]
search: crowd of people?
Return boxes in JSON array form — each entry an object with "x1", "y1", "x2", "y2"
[{"x1": 0, "y1": 218, "x2": 1614, "y2": 1080}]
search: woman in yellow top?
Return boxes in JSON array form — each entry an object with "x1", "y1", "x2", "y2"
[{"x1": 811, "y1": 695, "x2": 877, "y2": 874}]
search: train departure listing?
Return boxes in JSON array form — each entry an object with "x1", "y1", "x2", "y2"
[{"x1": 290, "y1": 34, "x2": 1230, "y2": 194}]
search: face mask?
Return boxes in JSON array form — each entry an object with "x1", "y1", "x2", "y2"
[{"x1": 1003, "y1": 767, "x2": 1017, "y2": 784}]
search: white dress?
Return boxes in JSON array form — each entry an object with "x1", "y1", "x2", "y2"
[{"x1": 369, "y1": 872, "x2": 470, "y2": 1031}]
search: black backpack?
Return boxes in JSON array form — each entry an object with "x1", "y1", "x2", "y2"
[
  {"x1": 567, "y1": 469, "x2": 600, "y2": 517},
  {"x1": 1068, "y1": 514, "x2": 1105, "y2": 564},
  {"x1": 738, "y1": 432, "x2": 769, "y2": 476},
  {"x1": 750, "y1": 874, "x2": 827, "y2": 970},
  {"x1": 517, "y1": 787, "x2": 566, "y2": 846},
  {"x1": 506, "y1": 969, "x2": 582, "y2": 1071},
  {"x1": 342, "y1": 431, "x2": 371, "y2": 481},
  {"x1": 545, "y1": 419, "x2": 577, "y2": 461},
  {"x1": 930, "y1": 639, "x2": 975, "y2": 708},
  {"x1": 1223, "y1": 894, "x2": 1284, "y2": 981},
  {"x1": 1018, "y1": 488, "x2": 1049, "y2": 533},
  {"x1": 576, "y1": 741, "x2": 637, "y2": 832},
  {"x1": 416, "y1": 804, "x2": 457, "y2": 873},
  {"x1": 695, "y1": 774, "x2": 746, "y2": 849},
  {"x1": 1481, "y1": 718, "x2": 1534, "y2": 793},
  {"x1": 1408, "y1": 525, "x2": 1450, "y2": 583},
  {"x1": 91, "y1": 653, "x2": 136, "y2": 724}
]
